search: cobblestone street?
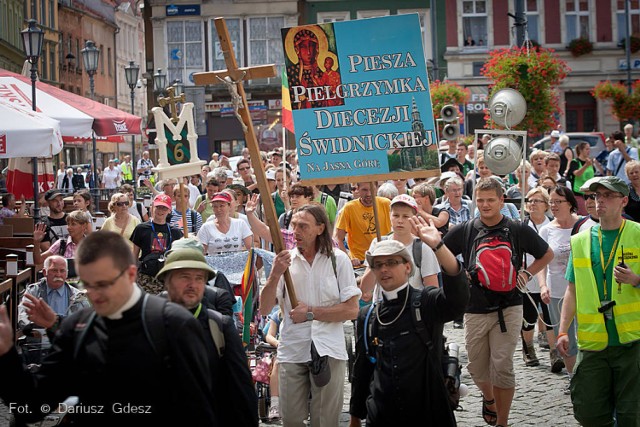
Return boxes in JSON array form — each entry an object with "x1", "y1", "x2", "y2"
[{"x1": 258, "y1": 322, "x2": 579, "y2": 427}]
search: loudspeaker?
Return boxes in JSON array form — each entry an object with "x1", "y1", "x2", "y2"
[
  {"x1": 442, "y1": 124, "x2": 459, "y2": 141},
  {"x1": 441, "y1": 105, "x2": 457, "y2": 122},
  {"x1": 488, "y1": 88, "x2": 527, "y2": 129},
  {"x1": 484, "y1": 136, "x2": 522, "y2": 175}
]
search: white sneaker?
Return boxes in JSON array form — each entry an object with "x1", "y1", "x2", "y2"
[{"x1": 269, "y1": 405, "x2": 280, "y2": 420}]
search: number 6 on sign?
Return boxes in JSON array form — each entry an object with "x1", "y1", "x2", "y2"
[
  {"x1": 174, "y1": 142, "x2": 185, "y2": 162},
  {"x1": 165, "y1": 128, "x2": 189, "y2": 165}
]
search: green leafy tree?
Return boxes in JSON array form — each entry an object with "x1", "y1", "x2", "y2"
[
  {"x1": 429, "y1": 80, "x2": 470, "y2": 119},
  {"x1": 481, "y1": 46, "x2": 570, "y2": 136},
  {"x1": 592, "y1": 81, "x2": 640, "y2": 122}
]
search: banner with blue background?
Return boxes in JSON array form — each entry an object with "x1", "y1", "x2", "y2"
[{"x1": 282, "y1": 14, "x2": 439, "y2": 184}]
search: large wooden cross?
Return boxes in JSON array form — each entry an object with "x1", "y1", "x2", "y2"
[{"x1": 193, "y1": 17, "x2": 298, "y2": 307}]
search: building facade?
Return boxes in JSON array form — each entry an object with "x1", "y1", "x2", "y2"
[
  {"x1": 57, "y1": 0, "x2": 119, "y2": 167},
  {"x1": 0, "y1": 0, "x2": 25, "y2": 73},
  {"x1": 443, "y1": 0, "x2": 640, "y2": 138},
  {"x1": 144, "y1": 0, "x2": 298, "y2": 159},
  {"x1": 115, "y1": 0, "x2": 147, "y2": 158}
]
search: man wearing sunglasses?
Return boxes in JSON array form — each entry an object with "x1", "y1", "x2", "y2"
[
  {"x1": 560, "y1": 176, "x2": 640, "y2": 426},
  {"x1": 349, "y1": 219, "x2": 468, "y2": 426},
  {"x1": 572, "y1": 177, "x2": 634, "y2": 235},
  {"x1": 0, "y1": 231, "x2": 216, "y2": 426}
]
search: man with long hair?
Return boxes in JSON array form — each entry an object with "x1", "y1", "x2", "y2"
[{"x1": 261, "y1": 204, "x2": 361, "y2": 427}]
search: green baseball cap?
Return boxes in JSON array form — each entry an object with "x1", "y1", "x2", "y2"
[
  {"x1": 156, "y1": 248, "x2": 216, "y2": 281},
  {"x1": 588, "y1": 176, "x2": 629, "y2": 197}
]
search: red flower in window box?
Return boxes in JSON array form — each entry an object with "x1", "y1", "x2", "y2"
[{"x1": 568, "y1": 38, "x2": 593, "y2": 57}]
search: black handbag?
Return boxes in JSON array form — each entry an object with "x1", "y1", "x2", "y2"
[{"x1": 140, "y1": 252, "x2": 166, "y2": 277}]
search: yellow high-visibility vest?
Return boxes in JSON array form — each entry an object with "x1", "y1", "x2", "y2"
[
  {"x1": 121, "y1": 163, "x2": 133, "y2": 180},
  {"x1": 571, "y1": 222, "x2": 640, "y2": 351}
]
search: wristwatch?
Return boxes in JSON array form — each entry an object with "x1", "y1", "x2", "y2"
[{"x1": 306, "y1": 311, "x2": 314, "y2": 322}]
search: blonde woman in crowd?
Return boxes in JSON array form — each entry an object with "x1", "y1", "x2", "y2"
[{"x1": 101, "y1": 192, "x2": 140, "y2": 250}]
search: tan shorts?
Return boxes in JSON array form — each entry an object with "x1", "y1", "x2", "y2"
[{"x1": 464, "y1": 305, "x2": 523, "y2": 389}]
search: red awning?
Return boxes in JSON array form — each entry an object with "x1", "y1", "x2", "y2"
[{"x1": 0, "y1": 68, "x2": 142, "y2": 137}]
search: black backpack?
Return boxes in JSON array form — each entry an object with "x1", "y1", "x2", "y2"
[
  {"x1": 363, "y1": 290, "x2": 461, "y2": 412},
  {"x1": 73, "y1": 294, "x2": 172, "y2": 368},
  {"x1": 72, "y1": 294, "x2": 227, "y2": 363}
]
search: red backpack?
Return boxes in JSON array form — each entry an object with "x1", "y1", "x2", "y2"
[{"x1": 463, "y1": 218, "x2": 521, "y2": 293}]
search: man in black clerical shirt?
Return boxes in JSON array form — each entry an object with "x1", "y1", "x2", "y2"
[{"x1": 0, "y1": 231, "x2": 216, "y2": 426}]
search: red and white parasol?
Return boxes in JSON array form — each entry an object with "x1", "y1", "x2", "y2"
[
  {"x1": 0, "y1": 100, "x2": 63, "y2": 158},
  {"x1": 0, "y1": 68, "x2": 142, "y2": 139}
]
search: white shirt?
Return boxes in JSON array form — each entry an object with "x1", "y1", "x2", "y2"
[
  {"x1": 56, "y1": 170, "x2": 65, "y2": 189},
  {"x1": 577, "y1": 216, "x2": 597, "y2": 233},
  {"x1": 102, "y1": 167, "x2": 120, "y2": 189},
  {"x1": 187, "y1": 183, "x2": 200, "y2": 208},
  {"x1": 524, "y1": 216, "x2": 550, "y2": 293},
  {"x1": 381, "y1": 283, "x2": 409, "y2": 300},
  {"x1": 276, "y1": 248, "x2": 361, "y2": 363},
  {"x1": 128, "y1": 202, "x2": 148, "y2": 221},
  {"x1": 539, "y1": 224, "x2": 573, "y2": 299},
  {"x1": 197, "y1": 217, "x2": 252, "y2": 254},
  {"x1": 206, "y1": 212, "x2": 251, "y2": 229},
  {"x1": 607, "y1": 147, "x2": 639, "y2": 183},
  {"x1": 366, "y1": 238, "x2": 440, "y2": 289}
]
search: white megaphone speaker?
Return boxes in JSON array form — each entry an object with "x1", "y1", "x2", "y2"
[
  {"x1": 440, "y1": 105, "x2": 457, "y2": 123},
  {"x1": 442, "y1": 124, "x2": 460, "y2": 141},
  {"x1": 488, "y1": 88, "x2": 527, "y2": 129},
  {"x1": 484, "y1": 136, "x2": 523, "y2": 175}
]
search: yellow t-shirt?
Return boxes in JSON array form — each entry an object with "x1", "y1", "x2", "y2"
[
  {"x1": 336, "y1": 197, "x2": 391, "y2": 261},
  {"x1": 100, "y1": 215, "x2": 141, "y2": 250}
]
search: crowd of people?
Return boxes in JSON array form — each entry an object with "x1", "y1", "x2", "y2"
[{"x1": 0, "y1": 127, "x2": 639, "y2": 426}]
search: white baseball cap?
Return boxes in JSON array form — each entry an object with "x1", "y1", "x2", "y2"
[{"x1": 390, "y1": 194, "x2": 418, "y2": 212}]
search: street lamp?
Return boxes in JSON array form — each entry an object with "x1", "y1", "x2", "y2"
[
  {"x1": 153, "y1": 68, "x2": 167, "y2": 94},
  {"x1": 124, "y1": 61, "x2": 140, "y2": 191},
  {"x1": 81, "y1": 40, "x2": 100, "y2": 212},
  {"x1": 21, "y1": 19, "x2": 44, "y2": 221},
  {"x1": 173, "y1": 79, "x2": 184, "y2": 97}
]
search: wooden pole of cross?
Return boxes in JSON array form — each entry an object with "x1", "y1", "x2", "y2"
[{"x1": 193, "y1": 17, "x2": 298, "y2": 307}]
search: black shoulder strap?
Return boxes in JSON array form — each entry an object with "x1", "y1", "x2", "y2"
[
  {"x1": 614, "y1": 149, "x2": 629, "y2": 177},
  {"x1": 191, "y1": 210, "x2": 197, "y2": 233},
  {"x1": 410, "y1": 289, "x2": 433, "y2": 352},
  {"x1": 73, "y1": 309, "x2": 97, "y2": 361},
  {"x1": 141, "y1": 294, "x2": 172, "y2": 369},
  {"x1": 136, "y1": 202, "x2": 144, "y2": 219},
  {"x1": 330, "y1": 251, "x2": 339, "y2": 290},
  {"x1": 571, "y1": 216, "x2": 588, "y2": 236},
  {"x1": 58, "y1": 239, "x2": 67, "y2": 256},
  {"x1": 462, "y1": 218, "x2": 476, "y2": 267},
  {"x1": 412, "y1": 238, "x2": 422, "y2": 275},
  {"x1": 507, "y1": 218, "x2": 522, "y2": 270},
  {"x1": 284, "y1": 210, "x2": 293, "y2": 229}
]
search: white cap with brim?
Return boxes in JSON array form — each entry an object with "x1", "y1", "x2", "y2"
[
  {"x1": 579, "y1": 176, "x2": 602, "y2": 193},
  {"x1": 365, "y1": 239, "x2": 415, "y2": 277},
  {"x1": 437, "y1": 171, "x2": 458, "y2": 186}
]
